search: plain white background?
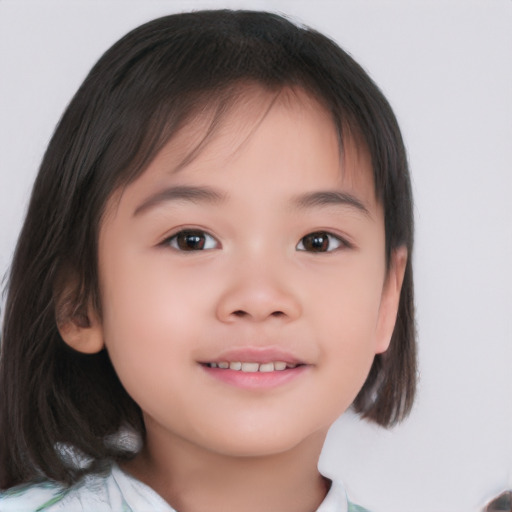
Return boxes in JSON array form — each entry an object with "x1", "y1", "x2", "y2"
[{"x1": 1, "y1": 1, "x2": 511, "y2": 511}]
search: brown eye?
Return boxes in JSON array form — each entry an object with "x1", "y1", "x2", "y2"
[
  {"x1": 168, "y1": 230, "x2": 218, "y2": 251},
  {"x1": 296, "y1": 232, "x2": 344, "y2": 252}
]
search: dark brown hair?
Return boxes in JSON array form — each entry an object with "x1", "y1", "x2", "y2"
[{"x1": 0, "y1": 9, "x2": 416, "y2": 489}]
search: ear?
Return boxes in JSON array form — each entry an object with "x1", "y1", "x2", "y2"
[
  {"x1": 375, "y1": 246, "x2": 408, "y2": 354},
  {"x1": 55, "y1": 288, "x2": 104, "y2": 354}
]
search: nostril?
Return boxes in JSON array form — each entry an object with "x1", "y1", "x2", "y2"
[{"x1": 231, "y1": 310, "x2": 285, "y2": 318}]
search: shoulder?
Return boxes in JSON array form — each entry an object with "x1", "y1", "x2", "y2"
[
  {"x1": 348, "y1": 502, "x2": 371, "y2": 512},
  {"x1": 0, "y1": 479, "x2": 74, "y2": 512},
  {"x1": 0, "y1": 467, "x2": 125, "y2": 511},
  {"x1": 1, "y1": 479, "x2": 67, "y2": 512},
  {"x1": 0, "y1": 464, "x2": 174, "y2": 512},
  {"x1": 317, "y1": 479, "x2": 372, "y2": 512}
]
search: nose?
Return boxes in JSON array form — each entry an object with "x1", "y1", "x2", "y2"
[{"x1": 215, "y1": 262, "x2": 302, "y2": 324}]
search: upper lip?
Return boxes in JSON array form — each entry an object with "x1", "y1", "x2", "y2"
[{"x1": 199, "y1": 346, "x2": 305, "y2": 365}]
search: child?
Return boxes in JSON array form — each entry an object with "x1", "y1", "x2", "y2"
[{"x1": 0, "y1": 10, "x2": 416, "y2": 512}]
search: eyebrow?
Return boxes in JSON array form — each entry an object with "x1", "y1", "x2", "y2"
[
  {"x1": 133, "y1": 185, "x2": 226, "y2": 216},
  {"x1": 133, "y1": 185, "x2": 370, "y2": 218},
  {"x1": 292, "y1": 190, "x2": 370, "y2": 216}
]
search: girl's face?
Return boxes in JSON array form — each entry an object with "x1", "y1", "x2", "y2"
[{"x1": 95, "y1": 89, "x2": 405, "y2": 458}]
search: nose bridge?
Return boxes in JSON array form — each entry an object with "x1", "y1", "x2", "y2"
[{"x1": 215, "y1": 251, "x2": 301, "y2": 323}]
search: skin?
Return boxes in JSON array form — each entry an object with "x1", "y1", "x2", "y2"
[{"x1": 60, "y1": 88, "x2": 406, "y2": 512}]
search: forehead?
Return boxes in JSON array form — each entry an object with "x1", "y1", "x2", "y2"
[{"x1": 108, "y1": 86, "x2": 377, "y2": 215}]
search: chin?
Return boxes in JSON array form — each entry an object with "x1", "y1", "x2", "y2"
[{"x1": 193, "y1": 422, "x2": 326, "y2": 459}]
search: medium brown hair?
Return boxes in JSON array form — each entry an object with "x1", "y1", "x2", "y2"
[{"x1": 0, "y1": 9, "x2": 416, "y2": 489}]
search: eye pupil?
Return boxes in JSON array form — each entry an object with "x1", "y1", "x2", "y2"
[
  {"x1": 177, "y1": 231, "x2": 205, "y2": 250},
  {"x1": 303, "y1": 232, "x2": 329, "y2": 252}
]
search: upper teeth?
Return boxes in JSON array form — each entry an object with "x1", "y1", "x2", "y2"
[{"x1": 209, "y1": 361, "x2": 296, "y2": 372}]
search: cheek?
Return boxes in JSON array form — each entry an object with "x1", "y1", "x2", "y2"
[
  {"x1": 307, "y1": 254, "x2": 385, "y2": 388},
  {"x1": 99, "y1": 256, "x2": 212, "y2": 423},
  {"x1": 310, "y1": 254, "x2": 385, "y2": 338},
  {"x1": 99, "y1": 250, "x2": 213, "y2": 374}
]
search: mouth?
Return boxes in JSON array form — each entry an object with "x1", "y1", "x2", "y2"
[
  {"x1": 201, "y1": 361, "x2": 302, "y2": 372},
  {"x1": 198, "y1": 349, "x2": 308, "y2": 390}
]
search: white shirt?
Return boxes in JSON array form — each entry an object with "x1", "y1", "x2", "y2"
[{"x1": 1, "y1": 463, "x2": 367, "y2": 512}]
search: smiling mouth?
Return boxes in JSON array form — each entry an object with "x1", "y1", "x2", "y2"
[{"x1": 202, "y1": 361, "x2": 302, "y2": 372}]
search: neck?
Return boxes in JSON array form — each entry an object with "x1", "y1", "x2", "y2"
[{"x1": 122, "y1": 425, "x2": 330, "y2": 512}]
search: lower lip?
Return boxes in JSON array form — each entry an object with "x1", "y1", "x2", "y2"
[{"x1": 201, "y1": 365, "x2": 308, "y2": 390}]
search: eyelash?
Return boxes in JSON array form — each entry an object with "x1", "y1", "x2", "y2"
[{"x1": 164, "y1": 229, "x2": 351, "y2": 253}]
